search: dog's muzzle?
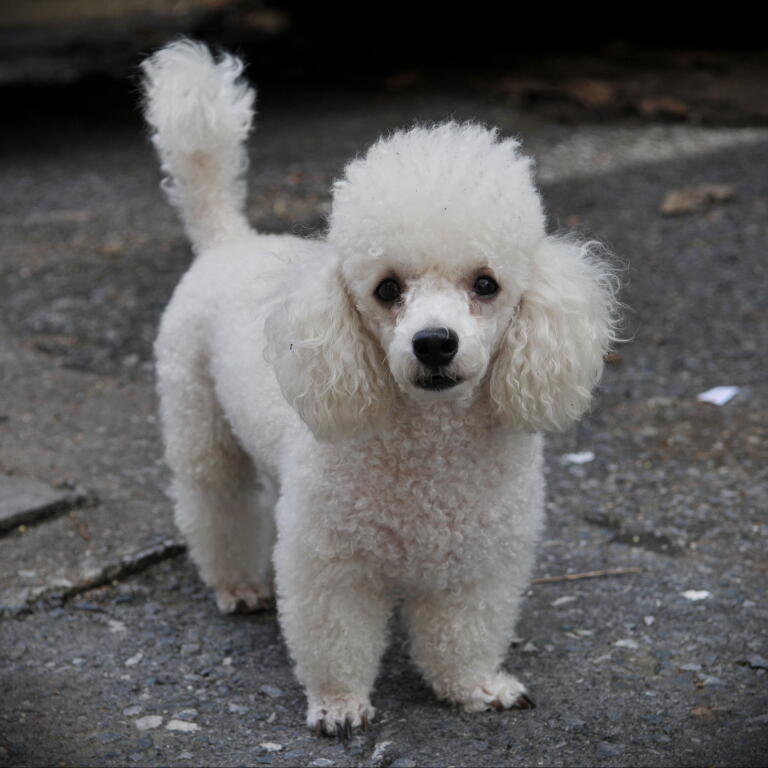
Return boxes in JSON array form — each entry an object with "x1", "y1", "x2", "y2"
[{"x1": 412, "y1": 327, "x2": 461, "y2": 390}]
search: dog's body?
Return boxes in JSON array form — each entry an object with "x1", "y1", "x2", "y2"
[{"x1": 142, "y1": 41, "x2": 618, "y2": 734}]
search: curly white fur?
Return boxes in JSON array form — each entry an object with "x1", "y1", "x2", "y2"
[{"x1": 142, "y1": 41, "x2": 619, "y2": 736}]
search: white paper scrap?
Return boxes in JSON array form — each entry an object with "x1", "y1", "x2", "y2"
[
  {"x1": 696, "y1": 386, "x2": 740, "y2": 406},
  {"x1": 682, "y1": 590, "x2": 711, "y2": 601}
]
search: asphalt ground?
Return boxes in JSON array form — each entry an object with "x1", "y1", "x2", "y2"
[{"x1": 0, "y1": 80, "x2": 766, "y2": 767}]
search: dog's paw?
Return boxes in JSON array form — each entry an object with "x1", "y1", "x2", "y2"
[
  {"x1": 214, "y1": 583, "x2": 274, "y2": 614},
  {"x1": 307, "y1": 694, "x2": 374, "y2": 738},
  {"x1": 460, "y1": 672, "x2": 535, "y2": 713}
]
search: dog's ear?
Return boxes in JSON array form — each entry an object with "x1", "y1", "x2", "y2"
[
  {"x1": 489, "y1": 238, "x2": 619, "y2": 432},
  {"x1": 265, "y1": 253, "x2": 395, "y2": 441}
]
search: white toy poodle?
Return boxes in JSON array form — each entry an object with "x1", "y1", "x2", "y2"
[{"x1": 141, "y1": 41, "x2": 618, "y2": 736}]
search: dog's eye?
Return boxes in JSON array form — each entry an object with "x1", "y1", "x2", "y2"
[
  {"x1": 473, "y1": 276, "x2": 499, "y2": 297},
  {"x1": 375, "y1": 278, "x2": 401, "y2": 303}
]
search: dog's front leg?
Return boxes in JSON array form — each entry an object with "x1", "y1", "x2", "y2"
[
  {"x1": 403, "y1": 576, "x2": 535, "y2": 713},
  {"x1": 274, "y1": 535, "x2": 393, "y2": 736}
]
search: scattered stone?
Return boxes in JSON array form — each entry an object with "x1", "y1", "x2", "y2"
[
  {"x1": 679, "y1": 663, "x2": 702, "y2": 672},
  {"x1": 125, "y1": 652, "x2": 143, "y2": 667},
  {"x1": 172, "y1": 709, "x2": 198, "y2": 722},
  {"x1": 136, "y1": 735, "x2": 153, "y2": 750},
  {"x1": 308, "y1": 760, "x2": 333, "y2": 767},
  {"x1": 614, "y1": 638, "x2": 639, "y2": 650},
  {"x1": 371, "y1": 741, "x2": 394, "y2": 764},
  {"x1": 596, "y1": 741, "x2": 623, "y2": 758},
  {"x1": 228, "y1": 703, "x2": 250, "y2": 715},
  {"x1": 660, "y1": 185, "x2": 734, "y2": 216},
  {"x1": 108, "y1": 619, "x2": 127, "y2": 633},
  {"x1": 552, "y1": 596, "x2": 577, "y2": 607},
  {"x1": 746, "y1": 654, "x2": 768, "y2": 670},
  {"x1": 697, "y1": 675, "x2": 723, "y2": 687},
  {"x1": 180, "y1": 643, "x2": 201, "y2": 657},
  {"x1": 643, "y1": 615, "x2": 655, "y2": 627},
  {"x1": 390, "y1": 759, "x2": 417, "y2": 768},
  {"x1": 167, "y1": 720, "x2": 200, "y2": 732},
  {"x1": 691, "y1": 706, "x2": 714, "y2": 717},
  {"x1": 135, "y1": 715, "x2": 163, "y2": 731},
  {"x1": 259, "y1": 743, "x2": 283, "y2": 752},
  {"x1": 259, "y1": 684, "x2": 284, "y2": 699},
  {"x1": 123, "y1": 705, "x2": 143, "y2": 716},
  {"x1": 522, "y1": 641, "x2": 538, "y2": 653},
  {"x1": 177, "y1": 751, "x2": 195, "y2": 760}
]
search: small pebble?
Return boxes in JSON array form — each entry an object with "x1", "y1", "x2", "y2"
[
  {"x1": 390, "y1": 759, "x2": 417, "y2": 768},
  {"x1": 747, "y1": 654, "x2": 768, "y2": 670},
  {"x1": 552, "y1": 596, "x2": 577, "y2": 607},
  {"x1": 371, "y1": 740, "x2": 394, "y2": 763},
  {"x1": 259, "y1": 685, "x2": 284, "y2": 699},
  {"x1": 181, "y1": 643, "x2": 201, "y2": 657},
  {"x1": 123, "y1": 705, "x2": 142, "y2": 717},
  {"x1": 228, "y1": 703, "x2": 250, "y2": 715},
  {"x1": 125, "y1": 652, "x2": 143, "y2": 667},
  {"x1": 596, "y1": 741, "x2": 623, "y2": 758},
  {"x1": 614, "y1": 638, "x2": 639, "y2": 650},
  {"x1": 136, "y1": 735, "x2": 153, "y2": 750},
  {"x1": 135, "y1": 716, "x2": 163, "y2": 731},
  {"x1": 172, "y1": 709, "x2": 198, "y2": 722},
  {"x1": 259, "y1": 742, "x2": 283, "y2": 752},
  {"x1": 309, "y1": 760, "x2": 333, "y2": 767},
  {"x1": 167, "y1": 720, "x2": 200, "y2": 732}
]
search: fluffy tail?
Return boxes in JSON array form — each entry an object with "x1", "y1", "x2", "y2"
[{"x1": 141, "y1": 40, "x2": 255, "y2": 251}]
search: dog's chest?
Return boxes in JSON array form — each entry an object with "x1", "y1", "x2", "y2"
[{"x1": 316, "y1": 409, "x2": 541, "y2": 587}]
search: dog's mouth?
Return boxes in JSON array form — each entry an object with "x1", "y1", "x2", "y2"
[{"x1": 414, "y1": 373, "x2": 462, "y2": 391}]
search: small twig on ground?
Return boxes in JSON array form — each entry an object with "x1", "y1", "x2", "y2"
[{"x1": 533, "y1": 567, "x2": 642, "y2": 584}]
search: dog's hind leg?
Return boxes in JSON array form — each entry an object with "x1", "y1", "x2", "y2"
[{"x1": 158, "y1": 343, "x2": 275, "y2": 613}]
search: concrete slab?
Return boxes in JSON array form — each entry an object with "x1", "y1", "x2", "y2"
[{"x1": 0, "y1": 473, "x2": 85, "y2": 532}]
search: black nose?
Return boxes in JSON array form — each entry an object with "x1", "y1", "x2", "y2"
[{"x1": 412, "y1": 327, "x2": 459, "y2": 369}]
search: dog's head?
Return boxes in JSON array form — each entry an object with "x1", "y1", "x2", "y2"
[{"x1": 266, "y1": 123, "x2": 618, "y2": 440}]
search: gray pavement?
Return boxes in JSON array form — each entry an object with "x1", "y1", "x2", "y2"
[{"x1": 1, "y1": 85, "x2": 766, "y2": 767}]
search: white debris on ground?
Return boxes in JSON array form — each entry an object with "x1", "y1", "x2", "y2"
[
  {"x1": 259, "y1": 742, "x2": 283, "y2": 752},
  {"x1": 166, "y1": 720, "x2": 200, "y2": 732},
  {"x1": 551, "y1": 595, "x2": 578, "y2": 607},
  {"x1": 696, "y1": 386, "x2": 740, "y2": 405},
  {"x1": 562, "y1": 451, "x2": 595, "y2": 464},
  {"x1": 682, "y1": 590, "x2": 712, "y2": 601},
  {"x1": 134, "y1": 715, "x2": 162, "y2": 731}
]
